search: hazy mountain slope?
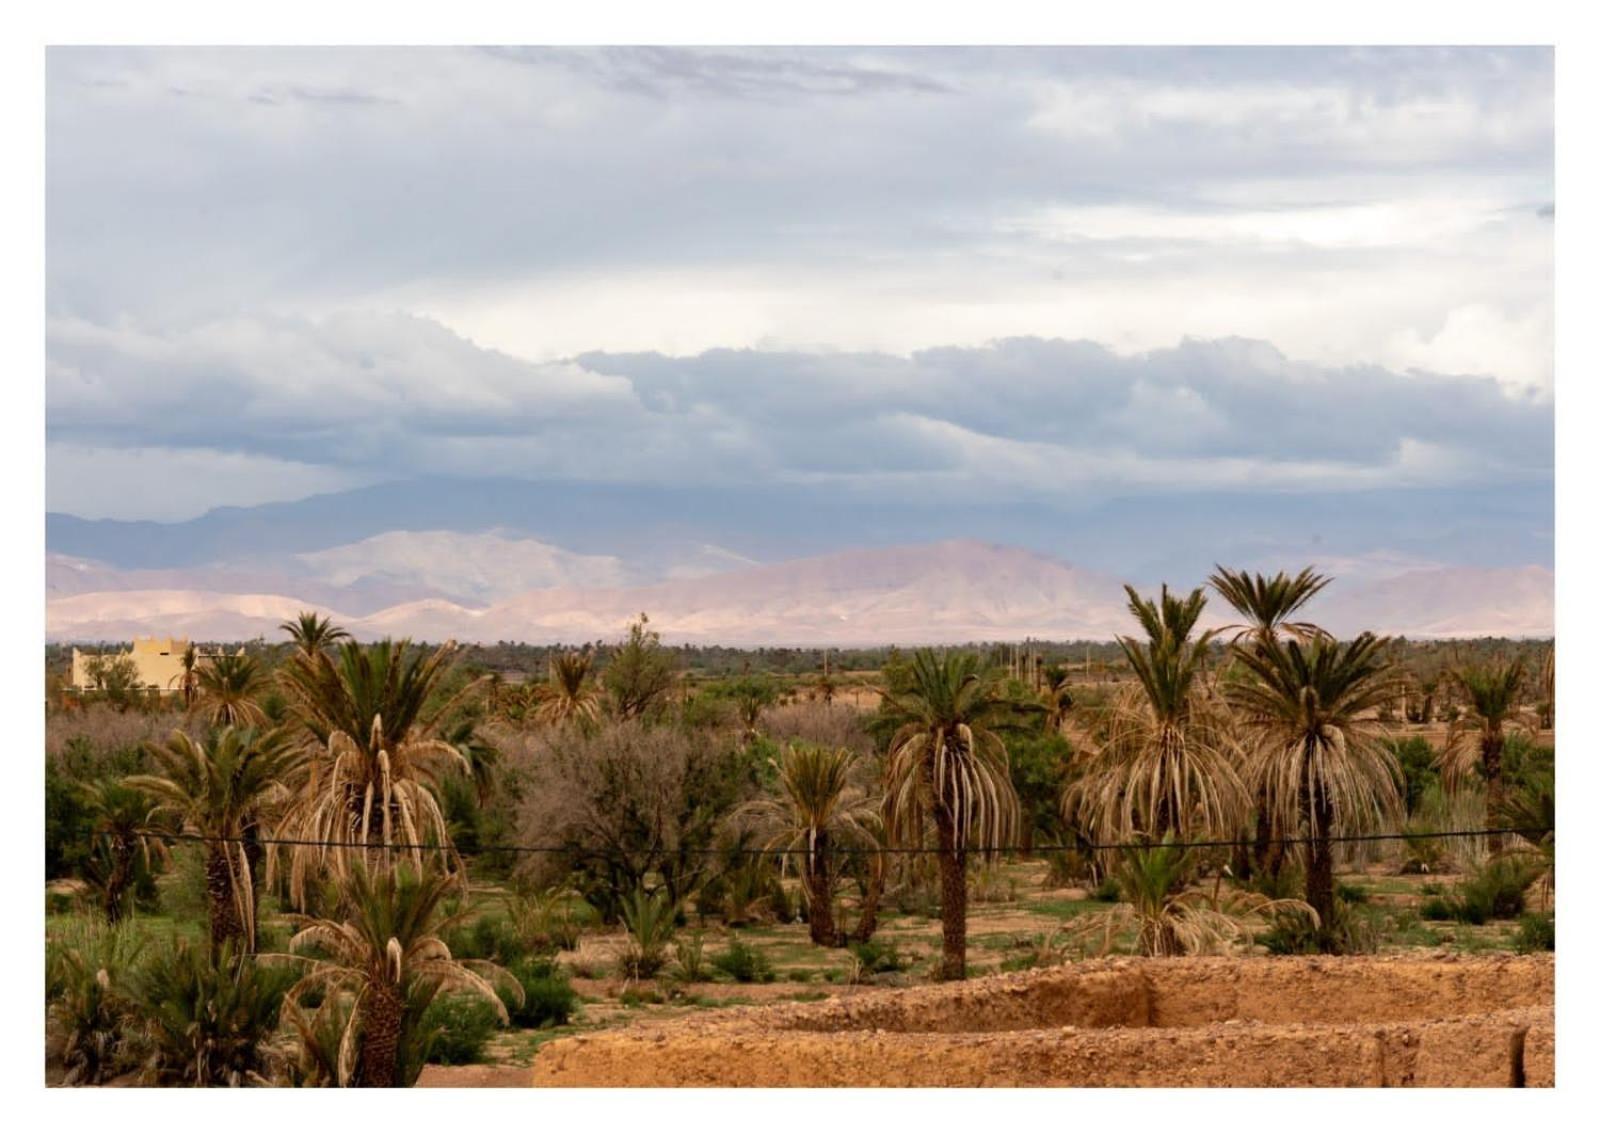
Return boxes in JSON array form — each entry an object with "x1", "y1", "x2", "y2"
[
  {"x1": 46, "y1": 477, "x2": 1553, "y2": 589},
  {"x1": 43, "y1": 540, "x2": 1554, "y2": 645}
]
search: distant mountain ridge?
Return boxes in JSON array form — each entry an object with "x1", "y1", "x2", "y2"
[{"x1": 45, "y1": 538, "x2": 1554, "y2": 645}]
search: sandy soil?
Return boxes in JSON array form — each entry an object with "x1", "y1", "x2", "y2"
[{"x1": 532, "y1": 953, "x2": 1553, "y2": 1087}]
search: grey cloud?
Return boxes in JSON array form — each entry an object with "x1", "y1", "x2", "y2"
[
  {"x1": 481, "y1": 46, "x2": 954, "y2": 100},
  {"x1": 47, "y1": 306, "x2": 1551, "y2": 497}
]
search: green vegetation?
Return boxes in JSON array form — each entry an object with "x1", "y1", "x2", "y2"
[{"x1": 42, "y1": 603, "x2": 1555, "y2": 1087}]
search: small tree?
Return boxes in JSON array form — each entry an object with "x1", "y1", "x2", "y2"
[
  {"x1": 604, "y1": 613, "x2": 677, "y2": 722},
  {"x1": 734, "y1": 743, "x2": 880, "y2": 946}
]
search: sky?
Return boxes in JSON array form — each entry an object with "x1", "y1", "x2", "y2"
[{"x1": 45, "y1": 46, "x2": 1554, "y2": 570}]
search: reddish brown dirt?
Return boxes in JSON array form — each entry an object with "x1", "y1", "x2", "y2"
[{"x1": 532, "y1": 954, "x2": 1553, "y2": 1087}]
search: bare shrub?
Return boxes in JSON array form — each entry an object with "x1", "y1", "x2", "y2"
[
  {"x1": 762, "y1": 702, "x2": 876, "y2": 755},
  {"x1": 510, "y1": 720, "x2": 756, "y2": 922}
]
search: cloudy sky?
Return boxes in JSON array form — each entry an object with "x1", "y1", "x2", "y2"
[{"x1": 46, "y1": 46, "x2": 1553, "y2": 570}]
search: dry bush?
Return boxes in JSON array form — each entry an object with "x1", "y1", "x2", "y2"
[
  {"x1": 761, "y1": 702, "x2": 876, "y2": 755},
  {"x1": 509, "y1": 720, "x2": 757, "y2": 921},
  {"x1": 46, "y1": 703, "x2": 187, "y2": 766}
]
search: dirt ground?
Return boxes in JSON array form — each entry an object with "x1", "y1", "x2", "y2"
[{"x1": 531, "y1": 954, "x2": 1553, "y2": 1087}]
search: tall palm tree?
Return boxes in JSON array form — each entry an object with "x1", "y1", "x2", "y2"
[
  {"x1": 734, "y1": 744, "x2": 880, "y2": 946},
  {"x1": 1207, "y1": 566, "x2": 1330, "y2": 643},
  {"x1": 1224, "y1": 633, "x2": 1403, "y2": 949},
  {"x1": 283, "y1": 863, "x2": 515, "y2": 1088},
  {"x1": 1440, "y1": 659, "x2": 1528, "y2": 854},
  {"x1": 1066, "y1": 585, "x2": 1246, "y2": 846},
  {"x1": 172, "y1": 643, "x2": 201, "y2": 711},
  {"x1": 280, "y1": 611, "x2": 350, "y2": 655},
  {"x1": 273, "y1": 639, "x2": 476, "y2": 908},
  {"x1": 197, "y1": 652, "x2": 269, "y2": 728},
  {"x1": 129, "y1": 727, "x2": 298, "y2": 952},
  {"x1": 877, "y1": 649, "x2": 1021, "y2": 980},
  {"x1": 79, "y1": 780, "x2": 163, "y2": 923},
  {"x1": 1209, "y1": 566, "x2": 1331, "y2": 876},
  {"x1": 532, "y1": 650, "x2": 602, "y2": 728}
]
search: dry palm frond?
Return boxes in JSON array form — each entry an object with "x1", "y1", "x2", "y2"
[
  {"x1": 879, "y1": 652, "x2": 1022, "y2": 856},
  {"x1": 532, "y1": 650, "x2": 602, "y2": 727},
  {"x1": 1064, "y1": 839, "x2": 1317, "y2": 958},
  {"x1": 1065, "y1": 680, "x2": 1248, "y2": 846},
  {"x1": 272, "y1": 639, "x2": 478, "y2": 908},
  {"x1": 281, "y1": 863, "x2": 516, "y2": 1088},
  {"x1": 1065, "y1": 584, "x2": 1248, "y2": 844},
  {"x1": 1226, "y1": 634, "x2": 1403, "y2": 842},
  {"x1": 129, "y1": 727, "x2": 297, "y2": 951}
]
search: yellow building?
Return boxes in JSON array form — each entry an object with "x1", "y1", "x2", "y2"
[{"x1": 70, "y1": 636, "x2": 200, "y2": 694}]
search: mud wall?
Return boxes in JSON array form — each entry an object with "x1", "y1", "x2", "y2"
[{"x1": 532, "y1": 955, "x2": 1554, "y2": 1088}]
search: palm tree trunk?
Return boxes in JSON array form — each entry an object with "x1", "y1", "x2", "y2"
[
  {"x1": 1303, "y1": 782, "x2": 1337, "y2": 953},
  {"x1": 205, "y1": 847, "x2": 245, "y2": 953},
  {"x1": 850, "y1": 857, "x2": 884, "y2": 945},
  {"x1": 104, "y1": 839, "x2": 134, "y2": 923},
  {"x1": 934, "y1": 803, "x2": 968, "y2": 981},
  {"x1": 1482, "y1": 727, "x2": 1505, "y2": 855},
  {"x1": 805, "y1": 835, "x2": 836, "y2": 946},
  {"x1": 357, "y1": 984, "x2": 406, "y2": 1087}
]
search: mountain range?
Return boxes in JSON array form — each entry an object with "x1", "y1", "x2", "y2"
[{"x1": 45, "y1": 535, "x2": 1553, "y2": 646}]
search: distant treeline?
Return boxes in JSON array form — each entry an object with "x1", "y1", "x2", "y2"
[{"x1": 46, "y1": 635, "x2": 1553, "y2": 682}]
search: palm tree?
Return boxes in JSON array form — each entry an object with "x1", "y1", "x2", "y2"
[
  {"x1": 532, "y1": 650, "x2": 602, "y2": 728},
  {"x1": 1067, "y1": 836, "x2": 1318, "y2": 957},
  {"x1": 1224, "y1": 633, "x2": 1403, "y2": 948},
  {"x1": 280, "y1": 611, "x2": 350, "y2": 655},
  {"x1": 1498, "y1": 770, "x2": 1554, "y2": 907},
  {"x1": 1040, "y1": 664, "x2": 1074, "y2": 735},
  {"x1": 1209, "y1": 566, "x2": 1331, "y2": 876},
  {"x1": 877, "y1": 649, "x2": 1021, "y2": 980},
  {"x1": 1065, "y1": 585, "x2": 1246, "y2": 846},
  {"x1": 273, "y1": 639, "x2": 476, "y2": 908},
  {"x1": 197, "y1": 652, "x2": 268, "y2": 728},
  {"x1": 1440, "y1": 660, "x2": 1529, "y2": 854},
  {"x1": 1207, "y1": 566, "x2": 1330, "y2": 643},
  {"x1": 1535, "y1": 645, "x2": 1554, "y2": 731},
  {"x1": 128, "y1": 727, "x2": 298, "y2": 952},
  {"x1": 79, "y1": 780, "x2": 163, "y2": 923},
  {"x1": 283, "y1": 863, "x2": 515, "y2": 1088},
  {"x1": 172, "y1": 643, "x2": 201, "y2": 710},
  {"x1": 735, "y1": 744, "x2": 880, "y2": 946}
]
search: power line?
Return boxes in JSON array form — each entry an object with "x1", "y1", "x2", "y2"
[{"x1": 145, "y1": 826, "x2": 1552, "y2": 858}]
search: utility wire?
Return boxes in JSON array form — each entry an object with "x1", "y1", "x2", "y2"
[{"x1": 144, "y1": 826, "x2": 1553, "y2": 857}]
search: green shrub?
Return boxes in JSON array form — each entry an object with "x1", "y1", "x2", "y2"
[
  {"x1": 127, "y1": 942, "x2": 295, "y2": 1086},
  {"x1": 46, "y1": 920, "x2": 145, "y2": 1084},
  {"x1": 1420, "y1": 896, "x2": 1455, "y2": 921},
  {"x1": 619, "y1": 888, "x2": 677, "y2": 979},
  {"x1": 1336, "y1": 882, "x2": 1370, "y2": 905},
  {"x1": 1452, "y1": 857, "x2": 1539, "y2": 924},
  {"x1": 1515, "y1": 912, "x2": 1555, "y2": 953},
  {"x1": 1090, "y1": 875, "x2": 1121, "y2": 903},
  {"x1": 711, "y1": 938, "x2": 775, "y2": 984},
  {"x1": 1259, "y1": 907, "x2": 1321, "y2": 955},
  {"x1": 672, "y1": 932, "x2": 709, "y2": 983},
  {"x1": 504, "y1": 957, "x2": 578, "y2": 1028},
  {"x1": 847, "y1": 938, "x2": 909, "y2": 975},
  {"x1": 422, "y1": 994, "x2": 501, "y2": 1064}
]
